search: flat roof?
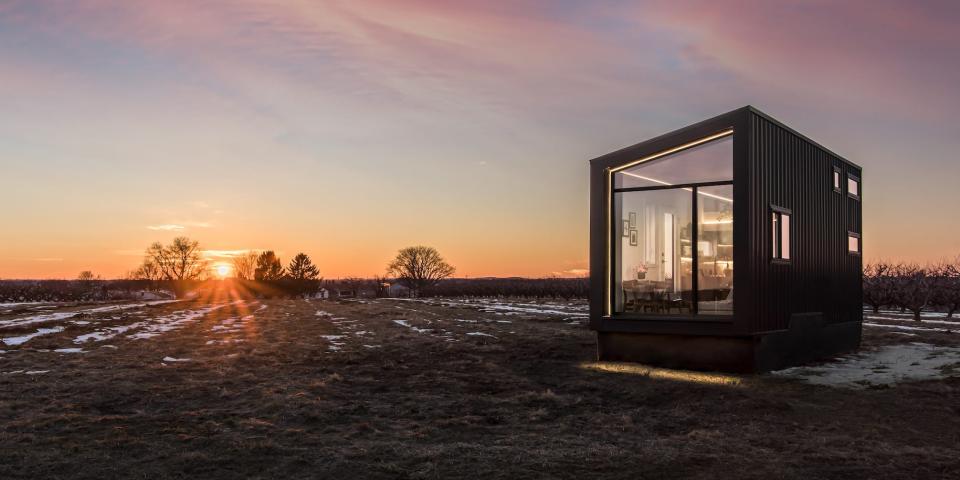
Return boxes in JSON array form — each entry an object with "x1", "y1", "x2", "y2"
[{"x1": 589, "y1": 106, "x2": 862, "y2": 171}]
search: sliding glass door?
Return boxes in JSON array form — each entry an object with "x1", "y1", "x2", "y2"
[{"x1": 612, "y1": 188, "x2": 693, "y2": 314}]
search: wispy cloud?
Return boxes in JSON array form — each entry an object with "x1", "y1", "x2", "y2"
[
  {"x1": 145, "y1": 221, "x2": 212, "y2": 231},
  {"x1": 550, "y1": 268, "x2": 589, "y2": 278},
  {"x1": 181, "y1": 221, "x2": 213, "y2": 228},
  {"x1": 146, "y1": 224, "x2": 185, "y2": 231},
  {"x1": 32, "y1": 257, "x2": 63, "y2": 262},
  {"x1": 202, "y1": 249, "x2": 259, "y2": 259}
]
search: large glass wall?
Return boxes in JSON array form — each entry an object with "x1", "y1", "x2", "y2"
[{"x1": 612, "y1": 134, "x2": 733, "y2": 316}]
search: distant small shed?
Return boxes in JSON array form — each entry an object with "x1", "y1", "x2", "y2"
[{"x1": 387, "y1": 282, "x2": 411, "y2": 298}]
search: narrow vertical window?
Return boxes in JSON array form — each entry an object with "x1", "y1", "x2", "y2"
[
  {"x1": 780, "y1": 214, "x2": 790, "y2": 260},
  {"x1": 771, "y1": 212, "x2": 779, "y2": 258},
  {"x1": 847, "y1": 174, "x2": 860, "y2": 200},
  {"x1": 848, "y1": 232, "x2": 861, "y2": 255},
  {"x1": 771, "y1": 207, "x2": 791, "y2": 262},
  {"x1": 832, "y1": 167, "x2": 842, "y2": 193}
]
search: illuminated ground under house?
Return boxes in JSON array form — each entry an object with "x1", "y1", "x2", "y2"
[{"x1": 588, "y1": 106, "x2": 863, "y2": 373}]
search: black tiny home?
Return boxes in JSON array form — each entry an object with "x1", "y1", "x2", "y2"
[{"x1": 588, "y1": 106, "x2": 863, "y2": 373}]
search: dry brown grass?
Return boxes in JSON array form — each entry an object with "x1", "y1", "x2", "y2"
[{"x1": 1, "y1": 298, "x2": 958, "y2": 479}]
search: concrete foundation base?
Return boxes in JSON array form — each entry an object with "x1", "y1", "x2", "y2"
[{"x1": 597, "y1": 317, "x2": 862, "y2": 373}]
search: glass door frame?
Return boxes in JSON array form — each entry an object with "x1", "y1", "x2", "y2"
[{"x1": 610, "y1": 179, "x2": 733, "y2": 319}]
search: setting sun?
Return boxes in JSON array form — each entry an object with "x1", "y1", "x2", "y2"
[{"x1": 215, "y1": 264, "x2": 231, "y2": 279}]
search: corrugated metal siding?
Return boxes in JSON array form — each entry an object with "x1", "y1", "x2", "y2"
[{"x1": 747, "y1": 113, "x2": 863, "y2": 333}]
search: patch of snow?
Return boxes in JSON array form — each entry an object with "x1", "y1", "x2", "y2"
[
  {"x1": 54, "y1": 348, "x2": 85, "y2": 353},
  {"x1": 206, "y1": 339, "x2": 246, "y2": 345},
  {"x1": 74, "y1": 323, "x2": 140, "y2": 343},
  {"x1": 0, "y1": 300, "x2": 179, "y2": 330},
  {"x1": 864, "y1": 315, "x2": 960, "y2": 327},
  {"x1": 388, "y1": 298, "x2": 589, "y2": 317},
  {"x1": 257, "y1": 304, "x2": 268, "y2": 311},
  {"x1": 466, "y1": 332, "x2": 497, "y2": 338},
  {"x1": 0, "y1": 302, "x2": 47, "y2": 307},
  {"x1": 75, "y1": 301, "x2": 240, "y2": 343},
  {"x1": 320, "y1": 335, "x2": 345, "y2": 340},
  {"x1": 162, "y1": 356, "x2": 191, "y2": 362},
  {"x1": 774, "y1": 343, "x2": 960, "y2": 388},
  {"x1": 362, "y1": 344, "x2": 381, "y2": 349},
  {"x1": 25, "y1": 370, "x2": 50, "y2": 375},
  {"x1": 863, "y1": 322, "x2": 955, "y2": 333},
  {"x1": 315, "y1": 310, "x2": 332, "y2": 317},
  {"x1": 0, "y1": 311, "x2": 79, "y2": 329},
  {"x1": 867, "y1": 309, "x2": 957, "y2": 320},
  {"x1": 3, "y1": 326, "x2": 65, "y2": 346},
  {"x1": 392, "y1": 319, "x2": 431, "y2": 334}
]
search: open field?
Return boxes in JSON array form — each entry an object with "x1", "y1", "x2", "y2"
[{"x1": 2, "y1": 296, "x2": 959, "y2": 479}]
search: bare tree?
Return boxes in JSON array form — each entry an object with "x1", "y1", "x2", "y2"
[
  {"x1": 931, "y1": 258, "x2": 960, "y2": 318},
  {"x1": 130, "y1": 259, "x2": 164, "y2": 281},
  {"x1": 77, "y1": 271, "x2": 96, "y2": 281},
  {"x1": 145, "y1": 237, "x2": 209, "y2": 280},
  {"x1": 255, "y1": 251, "x2": 285, "y2": 281},
  {"x1": 863, "y1": 262, "x2": 895, "y2": 313},
  {"x1": 387, "y1": 246, "x2": 455, "y2": 297},
  {"x1": 232, "y1": 251, "x2": 259, "y2": 280},
  {"x1": 891, "y1": 263, "x2": 932, "y2": 321}
]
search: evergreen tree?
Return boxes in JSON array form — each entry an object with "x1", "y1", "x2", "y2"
[
  {"x1": 254, "y1": 251, "x2": 285, "y2": 281},
  {"x1": 287, "y1": 253, "x2": 320, "y2": 281}
]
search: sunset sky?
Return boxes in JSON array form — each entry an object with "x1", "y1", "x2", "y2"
[{"x1": 2, "y1": 1, "x2": 959, "y2": 279}]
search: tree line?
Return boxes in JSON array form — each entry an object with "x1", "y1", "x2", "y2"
[
  {"x1": 122, "y1": 237, "x2": 321, "y2": 297},
  {"x1": 863, "y1": 260, "x2": 960, "y2": 320},
  {"x1": 19, "y1": 255, "x2": 960, "y2": 311}
]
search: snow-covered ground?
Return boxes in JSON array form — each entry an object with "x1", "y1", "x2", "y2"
[
  {"x1": 863, "y1": 322, "x2": 956, "y2": 333},
  {"x1": 75, "y1": 301, "x2": 242, "y2": 343},
  {"x1": 865, "y1": 308, "x2": 960, "y2": 320},
  {"x1": 2, "y1": 326, "x2": 65, "y2": 346},
  {"x1": 775, "y1": 343, "x2": 960, "y2": 388},
  {"x1": 387, "y1": 297, "x2": 588, "y2": 318},
  {"x1": 0, "y1": 300, "x2": 179, "y2": 330}
]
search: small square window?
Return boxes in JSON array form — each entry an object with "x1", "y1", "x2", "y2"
[
  {"x1": 847, "y1": 174, "x2": 860, "y2": 199},
  {"x1": 771, "y1": 207, "x2": 791, "y2": 262},
  {"x1": 848, "y1": 232, "x2": 861, "y2": 255},
  {"x1": 832, "y1": 167, "x2": 842, "y2": 193}
]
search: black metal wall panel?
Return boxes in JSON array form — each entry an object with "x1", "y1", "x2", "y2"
[{"x1": 746, "y1": 112, "x2": 862, "y2": 333}]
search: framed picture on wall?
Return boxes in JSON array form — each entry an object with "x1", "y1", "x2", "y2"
[
  {"x1": 629, "y1": 229, "x2": 638, "y2": 246},
  {"x1": 622, "y1": 220, "x2": 629, "y2": 237},
  {"x1": 628, "y1": 212, "x2": 637, "y2": 229}
]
